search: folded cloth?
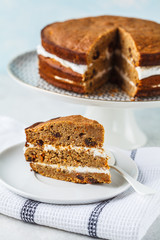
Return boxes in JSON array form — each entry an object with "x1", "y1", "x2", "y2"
[{"x1": 0, "y1": 116, "x2": 160, "y2": 240}]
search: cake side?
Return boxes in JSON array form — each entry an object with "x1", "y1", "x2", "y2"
[
  {"x1": 24, "y1": 115, "x2": 111, "y2": 184},
  {"x1": 113, "y1": 26, "x2": 160, "y2": 97},
  {"x1": 38, "y1": 55, "x2": 110, "y2": 93},
  {"x1": 41, "y1": 15, "x2": 160, "y2": 66},
  {"x1": 39, "y1": 68, "x2": 109, "y2": 94},
  {"x1": 25, "y1": 144, "x2": 110, "y2": 184},
  {"x1": 30, "y1": 163, "x2": 111, "y2": 184},
  {"x1": 38, "y1": 55, "x2": 83, "y2": 82},
  {"x1": 25, "y1": 115, "x2": 104, "y2": 147},
  {"x1": 39, "y1": 27, "x2": 117, "y2": 93},
  {"x1": 25, "y1": 145, "x2": 109, "y2": 167},
  {"x1": 39, "y1": 15, "x2": 160, "y2": 97}
]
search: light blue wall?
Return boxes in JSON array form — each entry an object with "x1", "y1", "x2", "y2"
[{"x1": 1, "y1": 0, "x2": 160, "y2": 74}]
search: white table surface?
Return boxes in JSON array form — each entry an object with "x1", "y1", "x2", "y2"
[{"x1": 0, "y1": 74, "x2": 160, "y2": 240}]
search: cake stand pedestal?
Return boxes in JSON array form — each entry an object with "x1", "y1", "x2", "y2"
[
  {"x1": 85, "y1": 106, "x2": 147, "y2": 149},
  {"x1": 8, "y1": 51, "x2": 160, "y2": 150}
]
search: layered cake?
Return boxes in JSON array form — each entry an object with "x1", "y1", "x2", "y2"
[
  {"x1": 37, "y1": 16, "x2": 160, "y2": 97},
  {"x1": 24, "y1": 115, "x2": 111, "y2": 184}
]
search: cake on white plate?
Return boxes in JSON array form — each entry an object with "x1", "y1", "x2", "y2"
[{"x1": 24, "y1": 115, "x2": 111, "y2": 184}]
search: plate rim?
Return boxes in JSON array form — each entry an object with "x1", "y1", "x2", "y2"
[
  {"x1": 7, "y1": 50, "x2": 160, "y2": 109},
  {"x1": 0, "y1": 142, "x2": 139, "y2": 205}
]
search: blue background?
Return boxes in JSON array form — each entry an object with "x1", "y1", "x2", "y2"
[{"x1": 0, "y1": 0, "x2": 160, "y2": 74}]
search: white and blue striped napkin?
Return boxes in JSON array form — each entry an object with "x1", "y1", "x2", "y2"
[{"x1": 0, "y1": 116, "x2": 160, "y2": 240}]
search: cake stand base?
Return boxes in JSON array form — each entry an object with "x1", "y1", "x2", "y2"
[{"x1": 85, "y1": 107, "x2": 147, "y2": 150}]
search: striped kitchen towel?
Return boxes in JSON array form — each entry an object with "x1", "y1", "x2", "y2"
[{"x1": 0, "y1": 116, "x2": 160, "y2": 240}]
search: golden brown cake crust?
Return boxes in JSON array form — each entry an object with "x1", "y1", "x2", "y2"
[
  {"x1": 41, "y1": 15, "x2": 160, "y2": 66},
  {"x1": 38, "y1": 55, "x2": 83, "y2": 82},
  {"x1": 25, "y1": 115, "x2": 104, "y2": 147},
  {"x1": 40, "y1": 71, "x2": 86, "y2": 93},
  {"x1": 26, "y1": 115, "x2": 101, "y2": 130},
  {"x1": 24, "y1": 115, "x2": 111, "y2": 184},
  {"x1": 30, "y1": 163, "x2": 111, "y2": 184},
  {"x1": 25, "y1": 147, "x2": 109, "y2": 168},
  {"x1": 135, "y1": 75, "x2": 160, "y2": 97}
]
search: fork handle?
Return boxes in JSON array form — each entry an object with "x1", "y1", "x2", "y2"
[{"x1": 110, "y1": 165, "x2": 156, "y2": 195}]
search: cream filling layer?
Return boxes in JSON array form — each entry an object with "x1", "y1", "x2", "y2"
[
  {"x1": 37, "y1": 45, "x2": 87, "y2": 74},
  {"x1": 38, "y1": 44, "x2": 160, "y2": 82},
  {"x1": 54, "y1": 75, "x2": 83, "y2": 85},
  {"x1": 114, "y1": 49, "x2": 160, "y2": 80},
  {"x1": 152, "y1": 84, "x2": 160, "y2": 88},
  {"x1": 32, "y1": 162, "x2": 110, "y2": 174},
  {"x1": 114, "y1": 66, "x2": 136, "y2": 88},
  {"x1": 54, "y1": 69, "x2": 108, "y2": 84},
  {"x1": 136, "y1": 66, "x2": 160, "y2": 80},
  {"x1": 115, "y1": 66, "x2": 160, "y2": 89},
  {"x1": 115, "y1": 49, "x2": 134, "y2": 67},
  {"x1": 24, "y1": 143, "x2": 108, "y2": 158}
]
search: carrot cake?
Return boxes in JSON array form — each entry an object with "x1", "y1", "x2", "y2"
[
  {"x1": 24, "y1": 115, "x2": 111, "y2": 184},
  {"x1": 37, "y1": 15, "x2": 160, "y2": 97}
]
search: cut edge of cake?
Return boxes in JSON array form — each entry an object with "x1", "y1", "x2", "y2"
[
  {"x1": 24, "y1": 115, "x2": 111, "y2": 184},
  {"x1": 37, "y1": 15, "x2": 160, "y2": 98}
]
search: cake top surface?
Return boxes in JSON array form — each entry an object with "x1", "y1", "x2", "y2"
[
  {"x1": 25, "y1": 115, "x2": 103, "y2": 131},
  {"x1": 25, "y1": 115, "x2": 104, "y2": 148},
  {"x1": 41, "y1": 15, "x2": 160, "y2": 64}
]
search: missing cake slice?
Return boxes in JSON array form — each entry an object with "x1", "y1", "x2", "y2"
[{"x1": 24, "y1": 115, "x2": 111, "y2": 184}]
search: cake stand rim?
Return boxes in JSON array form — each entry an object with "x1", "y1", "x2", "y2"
[{"x1": 7, "y1": 50, "x2": 160, "y2": 109}]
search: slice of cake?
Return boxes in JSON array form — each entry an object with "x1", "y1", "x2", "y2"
[
  {"x1": 37, "y1": 15, "x2": 160, "y2": 97},
  {"x1": 24, "y1": 115, "x2": 111, "y2": 184}
]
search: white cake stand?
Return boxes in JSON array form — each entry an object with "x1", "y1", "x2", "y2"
[{"x1": 8, "y1": 51, "x2": 160, "y2": 149}]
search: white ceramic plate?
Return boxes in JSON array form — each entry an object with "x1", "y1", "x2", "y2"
[{"x1": 0, "y1": 143, "x2": 138, "y2": 204}]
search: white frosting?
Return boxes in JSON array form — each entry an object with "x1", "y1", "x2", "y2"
[
  {"x1": 105, "y1": 49, "x2": 112, "y2": 60},
  {"x1": 33, "y1": 162, "x2": 110, "y2": 174},
  {"x1": 115, "y1": 49, "x2": 134, "y2": 66},
  {"x1": 38, "y1": 44, "x2": 160, "y2": 82},
  {"x1": 37, "y1": 44, "x2": 87, "y2": 74},
  {"x1": 53, "y1": 69, "x2": 108, "y2": 85},
  {"x1": 115, "y1": 66, "x2": 160, "y2": 89},
  {"x1": 94, "y1": 69, "x2": 107, "y2": 79},
  {"x1": 23, "y1": 143, "x2": 34, "y2": 152},
  {"x1": 136, "y1": 66, "x2": 160, "y2": 80},
  {"x1": 115, "y1": 49, "x2": 160, "y2": 80},
  {"x1": 152, "y1": 84, "x2": 160, "y2": 88},
  {"x1": 44, "y1": 145, "x2": 57, "y2": 151},
  {"x1": 114, "y1": 66, "x2": 136, "y2": 88},
  {"x1": 54, "y1": 75, "x2": 83, "y2": 85},
  {"x1": 44, "y1": 144, "x2": 107, "y2": 158},
  {"x1": 25, "y1": 143, "x2": 108, "y2": 158}
]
